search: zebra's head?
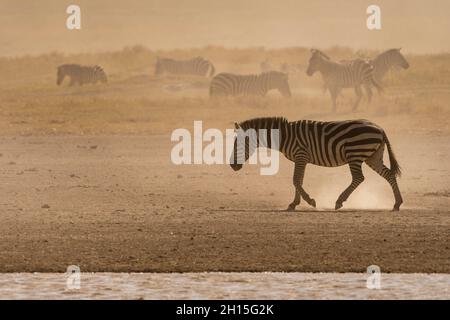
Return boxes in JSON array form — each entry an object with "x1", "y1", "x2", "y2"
[
  {"x1": 306, "y1": 49, "x2": 330, "y2": 76},
  {"x1": 56, "y1": 65, "x2": 66, "y2": 86},
  {"x1": 230, "y1": 122, "x2": 260, "y2": 171},
  {"x1": 230, "y1": 118, "x2": 285, "y2": 171},
  {"x1": 94, "y1": 66, "x2": 108, "y2": 83},
  {"x1": 390, "y1": 48, "x2": 409, "y2": 69}
]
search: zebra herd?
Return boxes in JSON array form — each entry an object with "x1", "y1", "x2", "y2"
[
  {"x1": 56, "y1": 48, "x2": 409, "y2": 113},
  {"x1": 55, "y1": 48, "x2": 408, "y2": 211}
]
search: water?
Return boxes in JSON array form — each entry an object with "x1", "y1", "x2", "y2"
[{"x1": 0, "y1": 273, "x2": 448, "y2": 299}]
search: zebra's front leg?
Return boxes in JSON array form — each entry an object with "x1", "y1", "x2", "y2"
[
  {"x1": 335, "y1": 161, "x2": 365, "y2": 210},
  {"x1": 329, "y1": 87, "x2": 338, "y2": 113},
  {"x1": 287, "y1": 157, "x2": 316, "y2": 211}
]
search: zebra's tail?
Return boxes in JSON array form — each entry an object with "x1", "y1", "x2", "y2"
[
  {"x1": 209, "y1": 63, "x2": 215, "y2": 77},
  {"x1": 382, "y1": 131, "x2": 401, "y2": 177}
]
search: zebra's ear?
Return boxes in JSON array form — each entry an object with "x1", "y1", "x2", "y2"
[
  {"x1": 311, "y1": 48, "x2": 316, "y2": 54},
  {"x1": 234, "y1": 122, "x2": 240, "y2": 130}
]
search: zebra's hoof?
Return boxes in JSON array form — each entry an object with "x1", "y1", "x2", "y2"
[
  {"x1": 287, "y1": 204, "x2": 296, "y2": 212},
  {"x1": 392, "y1": 205, "x2": 400, "y2": 211},
  {"x1": 335, "y1": 202, "x2": 343, "y2": 210},
  {"x1": 310, "y1": 199, "x2": 316, "y2": 208}
]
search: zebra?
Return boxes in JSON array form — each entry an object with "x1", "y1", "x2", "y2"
[
  {"x1": 57, "y1": 64, "x2": 107, "y2": 86},
  {"x1": 306, "y1": 49, "x2": 382, "y2": 112},
  {"x1": 371, "y1": 48, "x2": 410, "y2": 84},
  {"x1": 230, "y1": 117, "x2": 403, "y2": 211},
  {"x1": 209, "y1": 71, "x2": 292, "y2": 98},
  {"x1": 326, "y1": 49, "x2": 409, "y2": 97},
  {"x1": 154, "y1": 56, "x2": 215, "y2": 77}
]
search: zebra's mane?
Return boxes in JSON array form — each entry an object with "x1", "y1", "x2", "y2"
[
  {"x1": 378, "y1": 48, "x2": 401, "y2": 57},
  {"x1": 238, "y1": 117, "x2": 289, "y2": 130}
]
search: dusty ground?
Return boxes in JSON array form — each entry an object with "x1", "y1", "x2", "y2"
[
  {"x1": 0, "y1": 48, "x2": 449, "y2": 273},
  {"x1": 0, "y1": 132, "x2": 448, "y2": 273}
]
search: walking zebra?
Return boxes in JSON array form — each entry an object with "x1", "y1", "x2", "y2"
[
  {"x1": 230, "y1": 117, "x2": 403, "y2": 211},
  {"x1": 327, "y1": 49, "x2": 410, "y2": 97},
  {"x1": 154, "y1": 57, "x2": 215, "y2": 77},
  {"x1": 57, "y1": 64, "x2": 107, "y2": 86},
  {"x1": 306, "y1": 49, "x2": 382, "y2": 112},
  {"x1": 209, "y1": 71, "x2": 291, "y2": 98}
]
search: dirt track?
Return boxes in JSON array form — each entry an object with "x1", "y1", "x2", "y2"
[{"x1": 1, "y1": 134, "x2": 448, "y2": 273}]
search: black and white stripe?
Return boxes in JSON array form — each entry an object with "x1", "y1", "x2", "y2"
[
  {"x1": 154, "y1": 56, "x2": 215, "y2": 77},
  {"x1": 209, "y1": 71, "x2": 291, "y2": 98},
  {"x1": 332, "y1": 49, "x2": 409, "y2": 98},
  {"x1": 306, "y1": 49, "x2": 382, "y2": 112},
  {"x1": 57, "y1": 64, "x2": 107, "y2": 86},
  {"x1": 230, "y1": 117, "x2": 403, "y2": 211}
]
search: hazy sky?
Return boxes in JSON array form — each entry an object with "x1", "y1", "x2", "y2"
[{"x1": 1, "y1": 0, "x2": 449, "y2": 56}]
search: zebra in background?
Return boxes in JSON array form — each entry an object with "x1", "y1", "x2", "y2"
[
  {"x1": 328, "y1": 49, "x2": 409, "y2": 97},
  {"x1": 230, "y1": 117, "x2": 403, "y2": 211},
  {"x1": 154, "y1": 56, "x2": 215, "y2": 77},
  {"x1": 371, "y1": 48, "x2": 409, "y2": 84},
  {"x1": 57, "y1": 64, "x2": 107, "y2": 86},
  {"x1": 306, "y1": 49, "x2": 382, "y2": 112},
  {"x1": 210, "y1": 71, "x2": 291, "y2": 98}
]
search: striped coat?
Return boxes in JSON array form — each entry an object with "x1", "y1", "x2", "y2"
[
  {"x1": 57, "y1": 64, "x2": 107, "y2": 86},
  {"x1": 154, "y1": 57, "x2": 215, "y2": 77},
  {"x1": 329, "y1": 49, "x2": 410, "y2": 98},
  {"x1": 306, "y1": 49, "x2": 382, "y2": 112},
  {"x1": 209, "y1": 71, "x2": 291, "y2": 98},
  {"x1": 230, "y1": 117, "x2": 403, "y2": 211}
]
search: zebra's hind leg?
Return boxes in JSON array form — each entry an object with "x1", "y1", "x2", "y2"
[
  {"x1": 365, "y1": 148, "x2": 403, "y2": 211},
  {"x1": 352, "y1": 86, "x2": 363, "y2": 111},
  {"x1": 335, "y1": 161, "x2": 365, "y2": 210}
]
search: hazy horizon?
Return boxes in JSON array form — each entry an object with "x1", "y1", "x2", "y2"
[{"x1": 1, "y1": 0, "x2": 450, "y2": 57}]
